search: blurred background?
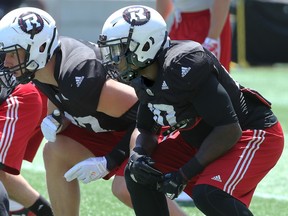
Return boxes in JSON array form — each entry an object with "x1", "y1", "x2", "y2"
[
  {"x1": 1, "y1": 1, "x2": 287, "y2": 215},
  {"x1": 2, "y1": 0, "x2": 288, "y2": 67}
]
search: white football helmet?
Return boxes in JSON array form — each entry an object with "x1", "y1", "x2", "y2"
[
  {"x1": 0, "y1": 7, "x2": 60, "y2": 88},
  {"x1": 98, "y1": 5, "x2": 169, "y2": 81}
]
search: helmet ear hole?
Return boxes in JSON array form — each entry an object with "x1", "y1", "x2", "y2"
[
  {"x1": 39, "y1": 43, "x2": 46, "y2": 53},
  {"x1": 142, "y1": 37, "x2": 155, "y2": 52},
  {"x1": 142, "y1": 42, "x2": 150, "y2": 51}
]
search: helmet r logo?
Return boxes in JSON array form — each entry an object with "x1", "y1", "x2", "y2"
[
  {"x1": 18, "y1": 12, "x2": 44, "y2": 35},
  {"x1": 123, "y1": 6, "x2": 150, "y2": 26}
]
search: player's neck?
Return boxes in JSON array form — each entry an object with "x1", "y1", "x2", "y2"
[
  {"x1": 33, "y1": 55, "x2": 58, "y2": 86},
  {"x1": 141, "y1": 62, "x2": 158, "y2": 81}
]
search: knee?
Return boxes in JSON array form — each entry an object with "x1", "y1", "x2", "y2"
[
  {"x1": 111, "y1": 177, "x2": 130, "y2": 200},
  {"x1": 192, "y1": 184, "x2": 208, "y2": 209},
  {"x1": 43, "y1": 137, "x2": 67, "y2": 168},
  {"x1": 192, "y1": 184, "x2": 253, "y2": 216},
  {"x1": 112, "y1": 184, "x2": 130, "y2": 202},
  {"x1": 42, "y1": 135, "x2": 67, "y2": 163},
  {"x1": 192, "y1": 184, "x2": 207, "y2": 203},
  {"x1": 43, "y1": 141, "x2": 56, "y2": 164},
  {"x1": 192, "y1": 184, "x2": 223, "y2": 215},
  {"x1": 112, "y1": 176, "x2": 132, "y2": 208},
  {"x1": 192, "y1": 184, "x2": 225, "y2": 209}
]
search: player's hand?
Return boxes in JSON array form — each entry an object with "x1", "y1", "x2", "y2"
[
  {"x1": 127, "y1": 153, "x2": 163, "y2": 186},
  {"x1": 202, "y1": 37, "x2": 221, "y2": 59},
  {"x1": 64, "y1": 156, "x2": 109, "y2": 184},
  {"x1": 158, "y1": 171, "x2": 187, "y2": 200},
  {"x1": 41, "y1": 109, "x2": 63, "y2": 142}
]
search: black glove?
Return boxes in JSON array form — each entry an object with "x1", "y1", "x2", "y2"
[
  {"x1": 158, "y1": 171, "x2": 187, "y2": 200},
  {"x1": 127, "y1": 152, "x2": 163, "y2": 186}
]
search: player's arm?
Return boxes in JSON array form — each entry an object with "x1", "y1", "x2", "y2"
[
  {"x1": 173, "y1": 72, "x2": 241, "y2": 181},
  {"x1": 47, "y1": 98, "x2": 57, "y2": 114},
  {"x1": 159, "y1": 70, "x2": 241, "y2": 199},
  {"x1": 100, "y1": 83, "x2": 160, "y2": 167},
  {"x1": 131, "y1": 103, "x2": 161, "y2": 155},
  {"x1": 64, "y1": 103, "x2": 138, "y2": 184},
  {"x1": 105, "y1": 113, "x2": 136, "y2": 171},
  {"x1": 202, "y1": 0, "x2": 231, "y2": 58},
  {"x1": 65, "y1": 79, "x2": 139, "y2": 183},
  {"x1": 126, "y1": 103, "x2": 163, "y2": 186},
  {"x1": 97, "y1": 78, "x2": 139, "y2": 169},
  {"x1": 208, "y1": 0, "x2": 231, "y2": 39},
  {"x1": 190, "y1": 75, "x2": 242, "y2": 169},
  {"x1": 105, "y1": 100, "x2": 159, "y2": 171},
  {"x1": 97, "y1": 79, "x2": 138, "y2": 117},
  {"x1": 41, "y1": 99, "x2": 71, "y2": 142},
  {"x1": 47, "y1": 99, "x2": 70, "y2": 132}
]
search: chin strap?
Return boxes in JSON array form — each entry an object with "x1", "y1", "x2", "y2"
[
  {"x1": 16, "y1": 68, "x2": 36, "y2": 84},
  {"x1": 119, "y1": 67, "x2": 140, "y2": 82}
]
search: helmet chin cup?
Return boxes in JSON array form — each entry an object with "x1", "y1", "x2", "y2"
[
  {"x1": 128, "y1": 53, "x2": 148, "y2": 68},
  {"x1": 26, "y1": 61, "x2": 39, "y2": 71},
  {"x1": 120, "y1": 69, "x2": 139, "y2": 83}
]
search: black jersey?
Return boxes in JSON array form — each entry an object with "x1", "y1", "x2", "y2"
[
  {"x1": 34, "y1": 36, "x2": 137, "y2": 133},
  {"x1": 133, "y1": 40, "x2": 277, "y2": 147}
]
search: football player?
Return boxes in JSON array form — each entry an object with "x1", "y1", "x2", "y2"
[
  {"x1": 97, "y1": 5, "x2": 284, "y2": 216},
  {"x1": 0, "y1": 2, "x2": 53, "y2": 215},
  {"x1": 0, "y1": 80, "x2": 53, "y2": 216},
  {"x1": 156, "y1": 0, "x2": 232, "y2": 71},
  {"x1": 0, "y1": 7, "x2": 188, "y2": 216}
]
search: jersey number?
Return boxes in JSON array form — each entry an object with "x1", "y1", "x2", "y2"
[{"x1": 148, "y1": 103, "x2": 177, "y2": 126}]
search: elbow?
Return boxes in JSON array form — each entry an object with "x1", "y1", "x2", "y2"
[
  {"x1": 216, "y1": 122, "x2": 242, "y2": 150},
  {"x1": 229, "y1": 122, "x2": 242, "y2": 148},
  {"x1": 235, "y1": 123, "x2": 242, "y2": 141}
]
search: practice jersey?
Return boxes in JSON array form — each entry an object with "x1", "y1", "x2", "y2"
[
  {"x1": 0, "y1": 83, "x2": 43, "y2": 174},
  {"x1": 34, "y1": 36, "x2": 137, "y2": 133},
  {"x1": 132, "y1": 41, "x2": 277, "y2": 148}
]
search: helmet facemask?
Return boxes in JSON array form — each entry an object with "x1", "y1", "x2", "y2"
[
  {"x1": 98, "y1": 25, "x2": 142, "y2": 83},
  {"x1": 0, "y1": 44, "x2": 39, "y2": 88}
]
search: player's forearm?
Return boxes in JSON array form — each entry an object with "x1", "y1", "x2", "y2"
[
  {"x1": 196, "y1": 122, "x2": 241, "y2": 166},
  {"x1": 105, "y1": 124, "x2": 135, "y2": 170},
  {"x1": 131, "y1": 128, "x2": 158, "y2": 156},
  {"x1": 182, "y1": 122, "x2": 241, "y2": 180},
  {"x1": 208, "y1": 0, "x2": 231, "y2": 39}
]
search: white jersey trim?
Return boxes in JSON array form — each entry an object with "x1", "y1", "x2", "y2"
[
  {"x1": 0, "y1": 95, "x2": 19, "y2": 163},
  {"x1": 223, "y1": 129, "x2": 266, "y2": 195}
]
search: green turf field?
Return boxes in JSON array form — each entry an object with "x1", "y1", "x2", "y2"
[{"x1": 22, "y1": 65, "x2": 288, "y2": 216}]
